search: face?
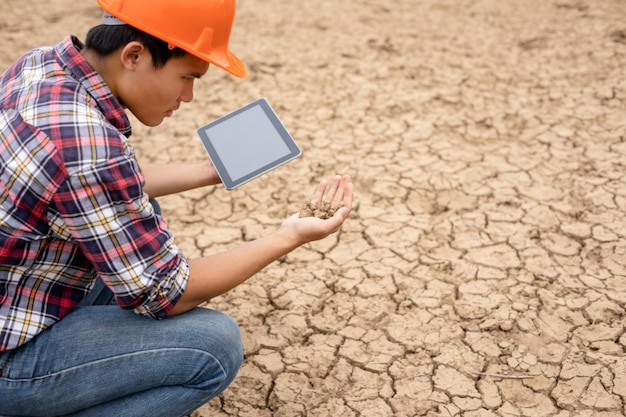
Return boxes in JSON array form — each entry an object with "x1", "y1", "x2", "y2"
[{"x1": 118, "y1": 46, "x2": 210, "y2": 127}]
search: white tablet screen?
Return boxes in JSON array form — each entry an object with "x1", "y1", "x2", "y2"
[
  {"x1": 207, "y1": 104, "x2": 290, "y2": 182},
  {"x1": 197, "y1": 98, "x2": 302, "y2": 190}
]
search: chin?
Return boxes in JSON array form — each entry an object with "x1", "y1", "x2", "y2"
[
  {"x1": 146, "y1": 120, "x2": 165, "y2": 127},
  {"x1": 129, "y1": 110, "x2": 165, "y2": 127},
  {"x1": 139, "y1": 116, "x2": 165, "y2": 127}
]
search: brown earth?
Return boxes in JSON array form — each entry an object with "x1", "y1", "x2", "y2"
[{"x1": 2, "y1": 1, "x2": 626, "y2": 416}]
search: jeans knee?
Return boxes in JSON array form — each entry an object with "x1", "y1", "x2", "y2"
[
  {"x1": 214, "y1": 312, "x2": 244, "y2": 380},
  {"x1": 184, "y1": 309, "x2": 243, "y2": 388}
]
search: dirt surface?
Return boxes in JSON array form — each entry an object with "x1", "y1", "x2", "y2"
[
  {"x1": 2, "y1": 1, "x2": 626, "y2": 416},
  {"x1": 300, "y1": 200, "x2": 344, "y2": 219}
]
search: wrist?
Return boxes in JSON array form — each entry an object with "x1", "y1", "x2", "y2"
[{"x1": 273, "y1": 223, "x2": 305, "y2": 251}]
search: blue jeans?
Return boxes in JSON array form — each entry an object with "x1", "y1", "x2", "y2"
[{"x1": 0, "y1": 279, "x2": 243, "y2": 417}]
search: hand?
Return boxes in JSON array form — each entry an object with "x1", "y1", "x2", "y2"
[
  {"x1": 170, "y1": 175, "x2": 353, "y2": 315},
  {"x1": 279, "y1": 175, "x2": 353, "y2": 244},
  {"x1": 202, "y1": 159, "x2": 223, "y2": 186}
]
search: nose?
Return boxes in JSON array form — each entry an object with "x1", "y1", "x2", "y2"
[{"x1": 180, "y1": 79, "x2": 195, "y2": 103}]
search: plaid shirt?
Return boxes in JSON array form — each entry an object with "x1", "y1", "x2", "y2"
[{"x1": 0, "y1": 36, "x2": 189, "y2": 351}]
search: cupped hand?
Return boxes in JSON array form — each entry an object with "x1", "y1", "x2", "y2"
[{"x1": 279, "y1": 175, "x2": 353, "y2": 244}]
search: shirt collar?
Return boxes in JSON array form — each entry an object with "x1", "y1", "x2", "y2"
[{"x1": 55, "y1": 35, "x2": 132, "y2": 138}]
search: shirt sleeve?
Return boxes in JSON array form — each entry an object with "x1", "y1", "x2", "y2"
[{"x1": 52, "y1": 145, "x2": 188, "y2": 319}]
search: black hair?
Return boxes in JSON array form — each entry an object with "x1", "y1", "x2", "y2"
[{"x1": 84, "y1": 24, "x2": 188, "y2": 68}]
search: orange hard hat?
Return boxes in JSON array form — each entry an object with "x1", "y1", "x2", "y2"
[{"x1": 96, "y1": 0, "x2": 247, "y2": 78}]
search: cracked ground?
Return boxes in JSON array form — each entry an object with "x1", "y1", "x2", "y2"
[{"x1": 2, "y1": 0, "x2": 626, "y2": 416}]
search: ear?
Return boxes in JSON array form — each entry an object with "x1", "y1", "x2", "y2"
[{"x1": 120, "y1": 41, "x2": 147, "y2": 70}]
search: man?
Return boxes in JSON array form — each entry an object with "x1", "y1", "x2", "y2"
[{"x1": 0, "y1": 0, "x2": 353, "y2": 415}]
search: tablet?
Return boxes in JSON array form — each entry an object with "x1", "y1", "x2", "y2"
[{"x1": 196, "y1": 98, "x2": 302, "y2": 190}]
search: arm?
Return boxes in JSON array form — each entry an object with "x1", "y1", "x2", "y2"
[
  {"x1": 140, "y1": 160, "x2": 221, "y2": 198},
  {"x1": 167, "y1": 175, "x2": 353, "y2": 316}
]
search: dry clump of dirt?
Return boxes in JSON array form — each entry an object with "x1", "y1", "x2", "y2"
[{"x1": 299, "y1": 201, "x2": 343, "y2": 219}]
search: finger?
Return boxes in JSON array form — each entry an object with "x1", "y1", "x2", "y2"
[
  {"x1": 322, "y1": 175, "x2": 342, "y2": 206},
  {"x1": 309, "y1": 179, "x2": 328, "y2": 205},
  {"x1": 341, "y1": 180, "x2": 353, "y2": 210},
  {"x1": 330, "y1": 175, "x2": 351, "y2": 208},
  {"x1": 334, "y1": 181, "x2": 353, "y2": 217}
]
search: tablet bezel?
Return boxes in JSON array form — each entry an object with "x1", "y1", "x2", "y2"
[{"x1": 196, "y1": 98, "x2": 302, "y2": 190}]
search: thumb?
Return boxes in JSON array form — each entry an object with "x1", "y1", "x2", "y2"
[{"x1": 335, "y1": 206, "x2": 350, "y2": 219}]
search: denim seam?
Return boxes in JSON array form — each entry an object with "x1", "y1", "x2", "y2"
[{"x1": 0, "y1": 347, "x2": 227, "y2": 384}]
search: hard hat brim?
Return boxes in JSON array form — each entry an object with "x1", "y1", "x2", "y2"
[
  {"x1": 97, "y1": 0, "x2": 248, "y2": 78},
  {"x1": 191, "y1": 50, "x2": 247, "y2": 79}
]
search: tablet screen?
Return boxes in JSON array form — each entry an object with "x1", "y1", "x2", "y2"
[{"x1": 197, "y1": 98, "x2": 302, "y2": 189}]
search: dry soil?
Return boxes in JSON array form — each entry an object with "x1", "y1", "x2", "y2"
[{"x1": 2, "y1": 1, "x2": 626, "y2": 416}]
